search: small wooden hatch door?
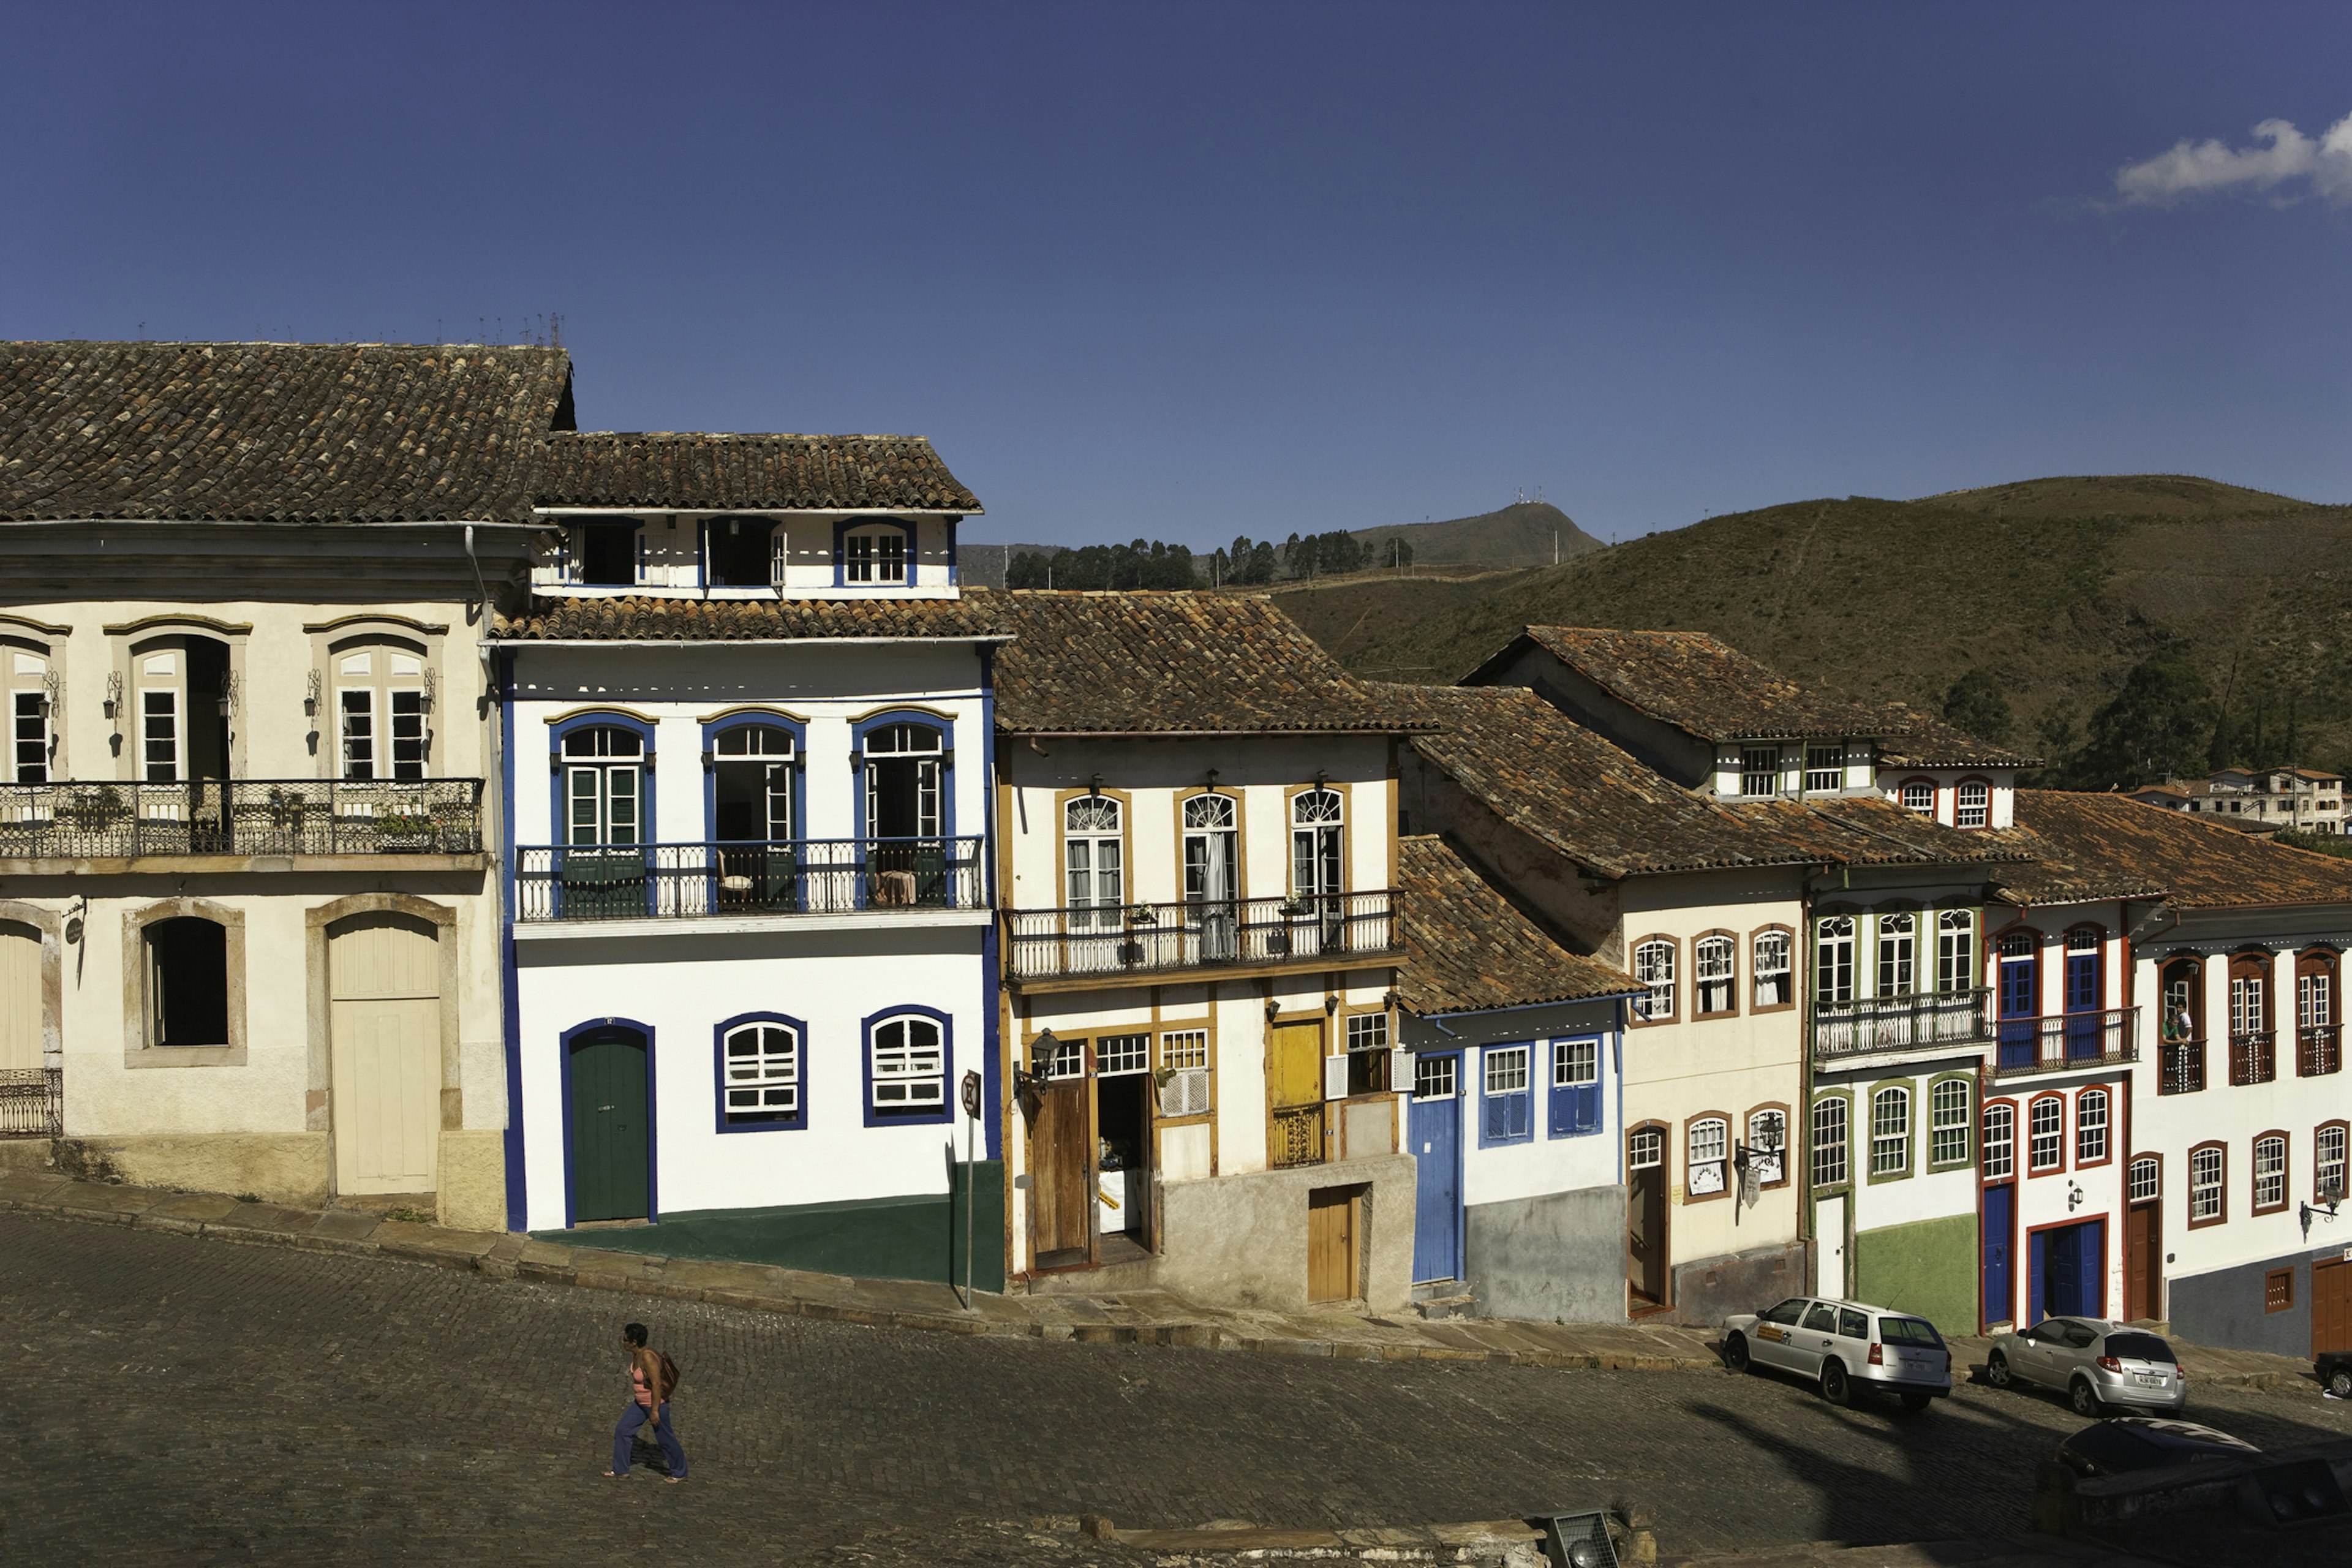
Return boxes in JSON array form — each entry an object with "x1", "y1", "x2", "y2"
[{"x1": 1308, "y1": 1185, "x2": 1361, "y2": 1304}]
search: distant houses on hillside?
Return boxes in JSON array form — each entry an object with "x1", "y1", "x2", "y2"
[{"x1": 2127, "y1": 767, "x2": 2345, "y2": 835}]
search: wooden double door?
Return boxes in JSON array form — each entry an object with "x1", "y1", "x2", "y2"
[{"x1": 328, "y1": 913, "x2": 442, "y2": 1196}]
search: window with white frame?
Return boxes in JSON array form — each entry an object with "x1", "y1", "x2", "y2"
[
  {"x1": 2076, "y1": 1088, "x2": 2109, "y2": 1164},
  {"x1": 1044, "y1": 1035, "x2": 1085, "y2": 1079},
  {"x1": 1689, "y1": 1117, "x2": 1728, "y2": 1196},
  {"x1": 1804, "y1": 744, "x2": 1843, "y2": 794},
  {"x1": 1747, "y1": 1107, "x2": 1787, "y2": 1185},
  {"x1": 2128, "y1": 1156, "x2": 2160, "y2": 1203},
  {"x1": 7, "y1": 650, "x2": 50, "y2": 783},
  {"x1": 1291, "y1": 788, "x2": 1344, "y2": 902},
  {"x1": 842, "y1": 523, "x2": 908, "y2": 583},
  {"x1": 869, "y1": 1014, "x2": 945, "y2": 1114},
  {"x1": 721, "y1": 1020, "x2": 800, "y2": 1123},
  {"x1": 1936, "y1": 910, "x2": 1975, "y2": 993},
  {"x1": 140, "y1": 650, "x2": 181, "y2": 782},
  {"x1": 1811, "y1": 1096, "x2": 1849, "y2": 1187},
  {"x1": 2316, "y1": 1124, "x2": 2347, "y2": 1202},
  {"x1": 2302, "y1": 966, "x2": 2334, "y2": 1031},
  {"x1": 2253, "y1": 1134, "x2": 2288, "y2": 1213},
  {"x1": 1629, "y1": 1125, "x2": 1665, "y2": 1171},
  {"x1": 335, "y1": 646, "x2": 428, "y2": 780},
  {"x1": 2232, "y1": 966, "x2": 2267, "y2": 1038},
  {"x1": 1983, "y1": 1102, "x2": 2015, "y2": 1180},
  {"x1": 1347, "y1": 1014, "x2": 1389, "y2": 1053},
  {"x1": 1414, "y1": 1054, "x2": 1457, "y2": 1099},
  {"x1": 1899, "y1": 779, "x2": 1934, "y2": 814},
  {"x1": 1482, "y1": 1044, "x2": 1532, "y2": 1145},
  {"x1": 712, "y1": 723, "x2": 795, "y2": 842},
  {"x1": 1634, "y1": 939, "x2": 1676, "y2": 1020},
  {"x1": 2190, "y1": 1145, "x2": 2225, "y2": 1222},
  {"x1": 1157, "y1": 1028, "x2": 1212, "y2": 1115},
  {"x1": 1956, "y1": 779, "x2": 1990, "y2": 829},
  {"x1": 1098, "y1": 1033, "x2": 1150, "y2": 1075},
  {"x1": 1870, "y1": 1087, "x2": 1910, "y2": 1177},
  {"x1": 1930, "y1": 1078, "x2": 1970, "y2": 1167},
  {"x1": 1816, "y1": 916, "x2": 1855, "y2": 1005},
  {"x1": 1182, "y1": 792, "x2": 1238, "y2": 905},
  {"x1": 1754, "y1": 929, "x2": 1792, "y2": 1007},
  {"x1": 1550, "y1": 1038, "x2": 1602, "y2": 1135},
  {"x1": 1064, "y1": 796, "x2": 1123, "y2": 928},
  {"x1": 1878, "y1": 912, "x2": 1917, "y2": 997},
  {"x1": 1740, "y1": 745, "x2": 1781, "y2": 798},
  {"x1": 1695, "y1": 935, "x2": 1735, "y2": 1014},
  {"x1": 563, "y1": 726, "x2": 643, "y2": 846},
  {"x1": 2029, "y1": 1096, "x2": 2064, "y2": 1172}
]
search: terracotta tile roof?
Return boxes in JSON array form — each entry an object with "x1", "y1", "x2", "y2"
[
  {"x1": 985, "y1": 590, "x2": 1431, "y2": 735},
  {"x1": 1973, "y1": 821, "x2": 2169, "y2": 907},
  {"x1": 534, "y1": 432, "x2": 982, "y2": 514},
  {"x1": 2014, "y1": 790, "x2": 2352, "y2": 910},
  {"x1": 1871, "y1": 704, "x2": 2040, "y2": 769},
  {"x1": 1387, "y1": 684, "x2": 1823, "y2": 878},
  {"x1": 492, "y1": 594, "x2": 1006, "y2": 642},
  {"x1": 1399, "y1": 835, "x2": 1636, "y2": 1013},
  {"x1": 0, "y1": 341, "x2": 571, "y2": 522},
  {"x1": 1469, "y1": 626, "x2": 1884, "y2": 742},
  {"x1": 1728, "y1": 795, "x2": 2034, "y2": 870}
]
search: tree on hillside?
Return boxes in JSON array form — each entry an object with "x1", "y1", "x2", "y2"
[
  {"x1": 1005, "y1": 538, "x2": 1195, "y2": 590},
  {"x1": 1941, "y1": 669, "x2": 2013, "y2": 745},
  {"x1": 1220, "y1": 536, "x2": 1278, "y2": 585},
  {"x1": 2068, "y1": 657, "x2": 2218, "y2": 789}
]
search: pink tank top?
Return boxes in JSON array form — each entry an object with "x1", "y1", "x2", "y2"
[{"x1": 631, "y1": 1363, "x2": 654, "y2": 1408}]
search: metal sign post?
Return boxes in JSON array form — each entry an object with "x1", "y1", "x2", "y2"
[{"x1": 959, "y1": 1068, "x2": 982, "y2": 1311}]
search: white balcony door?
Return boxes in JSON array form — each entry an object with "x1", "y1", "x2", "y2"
[{"x1": 1065, "y1": 796, "x2": 1123, "y2": 930}]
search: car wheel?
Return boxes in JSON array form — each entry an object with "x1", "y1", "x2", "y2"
[
  {"x1": 1987, "y1": 1352, "x2": 2012, "y2": 1389},
  {"x1": 1900, "y1": 1390, "x2": 1934, "y2": 1412},
  {"x1": 1724, "y1": 1333, "x2": 1752, "y2": 1374},
  {"x1": 2332, "y1": 1367, "x2": 2352, "y2": 1400},
  {"x1": 1820, "y1": 1360, "x2": 1850, "y2": 1406},
  {"x1": 2070, "y1": 1378, "x2": 2103, "y2": 1418}
]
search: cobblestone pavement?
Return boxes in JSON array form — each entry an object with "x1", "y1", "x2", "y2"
[{"x1": 5, "y1": 1215, "x2": 2348, "y2": 1566}]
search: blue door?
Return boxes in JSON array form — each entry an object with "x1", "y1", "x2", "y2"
[
  {"x1": 2030, "y1": 1218, "x2": 2108, "y2": 1322},
  {"x1": 1982, "y1": 1183, "x2": 2015, "y2": 1328},
  {"x1": 1999, "y1": 951, "x2": 2038, "y2": 1069},
  {"x1": 2065, "y1": 948, "x2": 2101, "y2": 1060},
  {"x1": 1408, "y1": 1052, "x2": 1462, "y2": 1284}
]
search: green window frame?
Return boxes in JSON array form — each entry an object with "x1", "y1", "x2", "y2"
[
  {"x1": 1867, "y1": 1081, "x2": 1913, "y2": 1182},
  {"x1": 1928, "y1": 1074, "x2": 1973, "y2": 1169},
  {"x1": 1809, "y1": 1091, "x2": 1852, "y2": 1189}
]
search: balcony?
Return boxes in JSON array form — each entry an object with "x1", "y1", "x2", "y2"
[
  {"x1": 2159, "y1": 1037, "x2": 2206, "y2": 1096},
  {"x1": 2231, "y1": 1030, "x2": 2277, "y2": 1086},
  {"x1": 0, "y1": 1068, "x2": 62, "y2": 1138},
  {"x1": 1003, "y1": 892, "x2": 1402, "y2": 987},
  {"x1": 2299, "y1": 1024, "x2": 2342, "y2": 1077},
  {"x1": 1992, "y1": 1008, "x2": 2139, "y2": 1080},
  {"x1": 0, "y1": 778, "x2": 484, "y2": 861},
  {"x1": 514, "y1": 837, "x2": 985, "y2": 922},
  {"x1": 1811, "y1": 987, "x2": 1992, "y2": 1061}
]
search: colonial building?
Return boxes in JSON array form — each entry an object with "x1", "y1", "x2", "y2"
[
  {"x1": 1395, "y1": 832, "x2": 1636, "y2": 1322},
  {"x1": 492, "y1": 435, "x2": 1007, "y2": 1286},
  {"x1": 0, "y1": 341, "x2": 560, "y2": 1225},
  {"x1": 2126, "y1": 767, "x2": 2344, "y2": 835},
  {"x1": 988, "y1": 592, "x2": 1420, "y2": 1311}
]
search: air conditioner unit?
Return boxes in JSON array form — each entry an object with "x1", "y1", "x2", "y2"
[{"x1": 1158, "y1": 1067, "x2": 1210, "y2": 1118}]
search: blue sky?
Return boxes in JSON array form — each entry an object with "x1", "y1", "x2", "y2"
[{"x1": 4, "y1": 2, "x2": 2348, "y2": 546}]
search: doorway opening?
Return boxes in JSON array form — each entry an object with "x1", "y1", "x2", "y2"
[
  {"x1": 1095, "y1": 1069, "x2": 1153, "y2": 1263},
  {"x1": 2029, "y1": 1216, "x2": 2108, "y2": 1324},
  {"x1": 706, "y1": 517, "x2": 777, "y2": 587},
  {"x1": 1628, "y1": 1123, "x2": 1670, "y2": 1308}
]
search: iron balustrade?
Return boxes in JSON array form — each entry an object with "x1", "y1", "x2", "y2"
[
  {"x1": 0, "y1": 1068, "x2": 62, "y2": 1137},
  {"x1": 2299, "y1": 1024, "x2": 2343, "y2": 1077},
  {"x1": 0, "y1": 778, "x2": 483, "y2": 858},
  {"x1": 2159, "y1": 1037, "x2": 2206, "y2": 1096},
  {"x1": 1810, "y1": 987, "x2": 1992, "y2": 1058},
  {"x1": 1991, "y1": 1008, "x2": 2139, "y2": 1079},
  {"x1": 514, "y1": 837, "x2": 985, "y2": 921},
  {"x1": 2231, "y1": 1030, "x2": 2278, "y2": 1086},
  {"x1": 1002, "y1": 892, "x2": 1401, "y2": 982}
]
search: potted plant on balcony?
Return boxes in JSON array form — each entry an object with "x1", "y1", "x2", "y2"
[
  {"x1": 60, "y1": 784, "x2": 130, "y2": 834},
  {"x1": 374, "y1": 810, "x2": 437, "y2": 851}
]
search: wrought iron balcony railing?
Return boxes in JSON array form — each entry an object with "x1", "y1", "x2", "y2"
[
  {"x1": 515, "y1": 837, "x2": 985, "y2": 921},
  {"x1": 0, "y1": 778, "x2": 484, "y2": 858},
  {"x1": 2231, "y1": 1030, "x2": 2277, "y2": 1086},
  {"x1": 1992, "y1": 1008, "x2": 2139, "y2": 1079},
  {"x1": 2299, "y1": 1024, "x2": 2342, "y2": 1077},
  {"x1": 1003, "y1": 891, "x2": 1401, "y2": 982},
  {"x1": 1810, "y1": 987, "x2": 1992, "y2": 1058},
  {"x1": 2158, "y1": 1036, "x2": 2206, "y2": 1096},
  {"x1": 0, "y1": 1068, "x2": 62, "y2": 1138}
]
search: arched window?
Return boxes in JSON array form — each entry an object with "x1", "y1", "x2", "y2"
[
  {"x1": 1063, "y1": 795, "x2": 1123, "y2": 925},
  {"x1": 867, "y1": 1012, "x2": 946, "y2": 1118},
  {"x1": 2128, "y1": 1155, "x2": 2160, "y2": 1204},
  {"x1": 1982, "y1": 1101, "x2": 2015, "y2": 1181},
  {"x1": 1936, "y1": 910, "x2": 1975, "y2": 993},
  {"x1": 1815, "y1": 916, "x2": 1855, "y2": 1005},
  {"x1": 2028, "y1": 1095, "x2": 2064, "y2": 1172},
  {"x1": 1633, "y1": 938, "x2": 1676, "y2": 1021},
  {"x1": 2076, "y1": 1088, "x2": 2109, "y2": 1164},
  {"x1": 1869, "y1": 1086, "x2": 1911, "y2": 1177},
  {"x1": 2230, "y1": 951, "x2": 2276, "y2": 1085},
  {"x1": 1929, "y1": 1077, "x2": 1971, "y2": 1167},
  {"x1": 1899, "y1": 778, "x2": 1935, "y2": 815},
  {"x1": 1695, "y1": 934, "x2": 1736, "y2": 1016},
  {"x1": 1747, "y1": 1107, "x2": 1789, "y2": 1186},
  {"x1": 720, "y1": 1018, "x2": 801, "y2": 1126},
  {"x1": 1688, "y1": 1116, "x2": 1729, "y2": 1196},
  {"x1": 2297, "y1": 949, "x2": 2340, "y2": 1076},
  {"x1": 562, "y1": 726, "x2": 643, "y2": 846},
  {"x1": 864, "y1": 722, "x2": 943, "y2": 840},
  {"x1": 2252, "y1": 1133, "x2": 2288, "y2": 1214},
  {"x1": 1955, "y1": 778, "x2": 1990, "y2": 829},
  {"x1": 5, "y1": 644, "x2": 53, "y2": 783},
  {"x1": 1810, "y1": 1095, "x2": 1849, "y2": 1188},
  {"x1": 1752, "y1": 928, "x2": 1792, "y2": 1008},
  {"x1": 713, "y1": 724, "x2": 794, "y2": 842},
  {"x1": 1877, "y1": 912, "x2": 1917, "y2": 997},
  {"x1": 333, "y1": 643, "x2": 429, "y2": 780},
  {"x1": 1182, "y1": 793, "x2": 1237, "y2": 904},
  {"x1": 1290, "y1": 788, "x2": 1344, "y2": 901}
]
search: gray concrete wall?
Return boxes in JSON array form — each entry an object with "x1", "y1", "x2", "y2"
[
  {"x1": 1465, "y1": 1184, "x2": 1628, "y2": 1324},
  {"x1": 1670, "y1": 1240, "x2": 1807, "y2": 1329},
  {"x1": 2169, "y1": 1250, "x2": 2321, "y2": 1359}
]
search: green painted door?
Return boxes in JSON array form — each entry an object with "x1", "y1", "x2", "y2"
[{"x1": 570, "y1": 1028, "x2": 649, "y2": 1222}]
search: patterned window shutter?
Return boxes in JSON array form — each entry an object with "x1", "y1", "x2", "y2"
[
  {"x1": 1322, "y1": 1054, "x2": 1349, "y2": 1101},
  {"x1": 1484, "y1": 1090, "x2": 1512, "y2": 1144},
  {"x1": 1508, "y1": 1091, "x2": 1531, "y2": 1140},
  {"x1": 1575, "y1": 1084, "x2": 1601, "y2": 1133},
  {"x1": 1159, "y1": 1066, "x2": 1211, "y2": 1117}
]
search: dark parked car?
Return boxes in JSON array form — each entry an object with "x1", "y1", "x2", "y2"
[
  {"x1": 2054, "y1": 1416, "x2": 2258, "y2": 1479},
  {"x1": 2318, "y1": 1351, "x2": 2352, "y2": 1400}
]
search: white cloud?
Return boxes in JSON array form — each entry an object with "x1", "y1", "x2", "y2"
[{"x1": 2111, "y1": 110, "x2": 2352, "y2": 208}]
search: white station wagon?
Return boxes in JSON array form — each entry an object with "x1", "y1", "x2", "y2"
[{"x1": 1722, "y1": 1295, "x2": 1954, "y2": 1410}]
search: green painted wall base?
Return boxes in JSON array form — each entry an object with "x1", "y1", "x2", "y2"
[
  {"x1": 538, "y1": 1161, "x2": 1006, "y2": 1294},
  {"x1": 1851, "y1": 1211, "x2": 1978, "y2": 1333}
]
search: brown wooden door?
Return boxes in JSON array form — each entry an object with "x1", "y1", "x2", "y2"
[
  {"x1": 1308, "y1": 1186, "x2": 1359, "y2": 1303},
  {"x1": 1627, "y1": 1125, "x2": 1670, "y2": 1303},
  {"x1": 1030, "y1": 1081, "x2": 1092, "y2": 1265},
  {"x1": 2125, "y1": 1201, "x2": 2162, "y2": 1322},
  {"x1": 2316, "y1": 1257, "x2": 2352, "y2": 1358}
]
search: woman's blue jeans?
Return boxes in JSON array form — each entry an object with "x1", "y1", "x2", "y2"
[{"x1": 612, "y1": 1400, "x2": 688, "y2": 1477}]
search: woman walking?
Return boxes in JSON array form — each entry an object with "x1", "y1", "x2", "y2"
[{"x1": 605, "y1": 1321, "x2": 687, "y2": 1482}]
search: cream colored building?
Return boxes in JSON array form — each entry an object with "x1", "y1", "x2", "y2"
[{"x1": 0, "y1": 341, "x2": 566, "y2": 1224}]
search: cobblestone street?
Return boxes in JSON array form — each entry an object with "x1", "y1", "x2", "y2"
[{"x1": 5, "y1": 1215, "x2": 2350, "y2": 1566}]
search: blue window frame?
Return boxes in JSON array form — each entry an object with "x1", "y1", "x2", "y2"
[
  {"x1": 701, "y1": 710, "x2": 807, "y2": 843},
  {"x1": 547, "y1": 710, "x2": 658, "y2": 843},
  {"x1": 833, "y1": 518, "x2": 914, "y2": 587},
  {"x1": 1479, "y1": 1042, "x2": 1534, "y2": 1147},
  {"x1": 714, "y1": 1011, "x2": 807, "y2": 1133},
  {"x1": 1548, "y1": 1037, "x2": 1604, "y2": 1136},
  {"x1": 862, "y1": 1004, "x2": 953, "y2": 1127}
]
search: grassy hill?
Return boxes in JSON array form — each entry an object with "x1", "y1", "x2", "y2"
[
  {"x1": 1277, "y1": 475, "x2": 2352, "y2": 771},
  {"x1": 1351, "y1": 500, "x2": 1603, "y2": 570}
]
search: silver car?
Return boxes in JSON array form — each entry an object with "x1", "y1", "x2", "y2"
[
  {"x1": 1985, "y1": 1317, "x2": 2186, "y2": 1416},
  {"x1": 1722, "y1": 1295, "x2": 1954, "y2": 1410}
]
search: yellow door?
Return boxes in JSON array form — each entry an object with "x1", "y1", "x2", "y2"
[
  {"x1": 1308, "y1": 1186, "x2": 1360, "y2": 1303},
  {"x1": 1268, "y1": 1020, "x2": 1325, "y2": 1169},
  {"x1": 330, "y1": 913, "x2": 441, "y2": 1194},
  {"x1": 0, "y1": 921, "x2": 39, "y2": 1072}
]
